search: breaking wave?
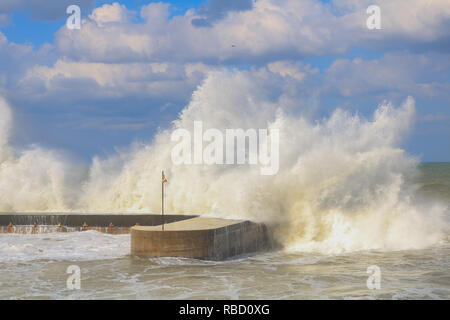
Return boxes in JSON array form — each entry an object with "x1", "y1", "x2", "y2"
[{"x1": 0, "y1": 71, "x2": 447, "y2": 253}]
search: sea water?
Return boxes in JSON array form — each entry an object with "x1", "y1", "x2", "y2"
[{"x1": 0, "y1": 163, "x2": 448, "y2": 300}]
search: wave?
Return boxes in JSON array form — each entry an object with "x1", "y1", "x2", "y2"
[{"x1": 0, "y1": 71, "x2": 447, "y2": 253}]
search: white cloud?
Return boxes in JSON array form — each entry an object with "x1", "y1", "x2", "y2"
[
  {"x1": 323, "y1": 52, "x2": 450, "y2": 99},
  {"x1": 17, "y1": 59, "x2": 217, "y2": 103},
  {"x1": 53, "y1": 0, "x2": 450, "y2": 64},
  {"x1": 89, "y1": 2, "x2": 133, "y2": 26},
  {"x1": 268, "y1": 61, "x2": 313, "y2": 81},
  {"x1": 334, "y1": 0, "x2": 450, "y2": 40},
  {"x1": 0, "y1": 31, "x2": 54, "y2": 86},
  {"x1": 0, "y1": 1, "x2": 448, "y2": 162}
]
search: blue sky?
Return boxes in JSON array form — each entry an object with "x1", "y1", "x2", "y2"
[{"x1": 0, "y1": 0, "x2": 449, "y2": 162}]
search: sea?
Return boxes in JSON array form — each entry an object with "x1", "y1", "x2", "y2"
[{"x1": 0, "y1": 163, "x2": 448, "y2": 300}]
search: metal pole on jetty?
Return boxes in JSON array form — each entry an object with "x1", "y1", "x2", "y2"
[{"x1": 162, "y1": 170, "x2": 167, "y2": 231}]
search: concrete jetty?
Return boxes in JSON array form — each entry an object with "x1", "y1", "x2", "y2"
[
  {"x1": 131, "y1": 217, "x2": 270, "y2": 260},
  {"x1": 0, "y1": 213, "x2": 271, "y2": 260}
]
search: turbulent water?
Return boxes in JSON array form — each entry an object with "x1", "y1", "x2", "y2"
[
  {"x1": 0, "y1": 70, "x2": 449, "y2": 299},
  {"x1": 0, "y1": 164, "x2": 448, "y2": 300}
]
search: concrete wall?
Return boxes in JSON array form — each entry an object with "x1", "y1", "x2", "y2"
[
  {"x1": 0, "y1": 213, "x2": 196, "y2": 228},
  {"x1": 0, "y1": 226, "x2": 131, "y2": 234},
  {"x1": 131, "y1": 219, "x2": 270, "y2": 260}
]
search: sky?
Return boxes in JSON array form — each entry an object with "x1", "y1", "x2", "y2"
[{"x1": 0, "y1": 0, "x2": 449, "y2": 163}]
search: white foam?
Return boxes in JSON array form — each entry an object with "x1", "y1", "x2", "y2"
[{"x1": 0, "y1": 231, "x2": 129, "y2": 263}]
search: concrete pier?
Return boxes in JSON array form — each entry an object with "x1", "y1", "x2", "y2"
[
  {"x1": 0, "y1": 213, "x2": 272, "y2": 260},
  {"x1": 131, "y1": 217, "x2": 270, "y2": 260}
]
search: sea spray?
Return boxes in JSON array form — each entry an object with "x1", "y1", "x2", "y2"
[
  {"x1": 0, "y1": 97, "x2": 79, "y2": 212},
  {"x1": 0, "y1": 71, "x2": 447, "y2": 253},
  {"x1": 80, "y1": 72, "x2": 446, "y2": 253}
]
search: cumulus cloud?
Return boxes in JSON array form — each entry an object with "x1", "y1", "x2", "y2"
[
  {"x1": 334, "y1": 0, "x2": 450, "y2": 37},
  {"x1": 323, "y1": 52, "x2": 450, "y2": 99},
  {"x1": 54, "y1": 0, "x2": 450, "y2": 64},
  {"x1": 89, "y1": 2, "x2": 134, "y2": 26},
  {"x1": 0, "y1": 32, "x2": 55, "y2": 87},
  {"x1": 55, "y1": 0, "x2": 350, "y2": 63},
  {"x1": 18, "y1": 60, "x2": 215, "y2": 102},
  {"x1": 0, "y1": 1, "x2": 449, "y2": 161},
  {"x1": 11, "y1": 49, "x2": 450, "y2": 135}
]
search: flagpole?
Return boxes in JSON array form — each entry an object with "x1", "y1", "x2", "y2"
[{"x1": 162, "y1": 170, "x2": 165, "y2": 231}]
